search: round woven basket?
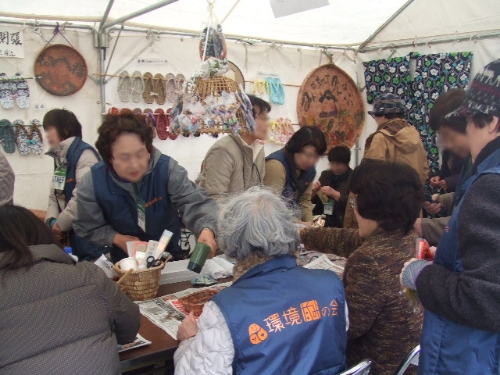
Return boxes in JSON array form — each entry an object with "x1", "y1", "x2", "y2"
[
  {"x1": 113, "y1": 262, "x2": 165, "y2": 301},
  {"x1": 192, "y1": 76, "x2": 247, "y2": 133}
]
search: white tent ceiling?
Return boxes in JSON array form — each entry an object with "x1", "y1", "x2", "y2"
[
  {"x1": 1, "y1": 0, "x2": 407, "y2": 46},
  {"x1": 1, "y1": 0, "x2": 500, "y2": 48},
  {"x1": 365, "y1": 0, "x2": 500, "y2": 50}
]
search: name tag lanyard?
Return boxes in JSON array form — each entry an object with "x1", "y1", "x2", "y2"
[{"x1": 133, "y1": 182, "x2": 147, "y2": 232}]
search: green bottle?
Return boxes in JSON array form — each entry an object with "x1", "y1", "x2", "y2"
[{"x1": 187, "y1": 242, "x2": 212, "y2": 273}]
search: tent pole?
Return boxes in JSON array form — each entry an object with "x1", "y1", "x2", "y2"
[
  {"x1": 101, "y1": 0, "x2": 179, "y2": 30},
  {"x1": 358, "y1": 0, "x2": 415, "y2": 52},
  {"x1": 0, "y1": 18, "x2": 95, "y2": 32},
  {"x1": 360, "y1": 30, "x2": 500, "y2": 52},
  {"x1": 99, "y1": 0, "x2": 115, "y2": 33},
  {"x1": 99, "y1": 47, "x2": 107, "y2": 117}
]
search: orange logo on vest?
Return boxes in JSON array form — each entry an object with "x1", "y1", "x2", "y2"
[
  {"x1": 145, "y1": 196, "x2": 163, "y2": 208},
  {"x1": 249, "y1": 323, "x2": 268, "y2": 345}
]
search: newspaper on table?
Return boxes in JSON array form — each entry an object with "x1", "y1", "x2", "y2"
[
  {"x1": 118, "y1": 334, "x2": 151, "y2": 353},
  {"x1": 137, "y1": 282, "x2": 232, "y2": 339},
  {"x1": 303, "y1": 254, "x2": 345, "y2": 277}
]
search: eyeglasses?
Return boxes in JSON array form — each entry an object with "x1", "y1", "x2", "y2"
[{"x1": 349, "y1": 197, "x2": 357, "y2": 210}]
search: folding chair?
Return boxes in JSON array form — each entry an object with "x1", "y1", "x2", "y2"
[
  {"x1": 394, "y1": 345, "x2": 421, "y2": 375},
  {"x1": 339, "y1": 359, "x2": 372, "y2": 375}
]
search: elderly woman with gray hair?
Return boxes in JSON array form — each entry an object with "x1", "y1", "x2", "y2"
[{"x1": 174, "y1": 187, "x2": 348, "y2": 375}]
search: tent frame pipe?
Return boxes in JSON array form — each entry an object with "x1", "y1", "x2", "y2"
[
  {"x1": 0, "y1": 18, "x2": 95, "y2": 32},
  {"x1": 98, "y1": 0, "x2": 115, "y2": 33},
  {"x1": 360, "y1": 30, "x2": 500, "y2": 52},
  {"x1": 101, "y1": 0, "x2": 179, "y2": 30},
  {"x1": 106, "y1": 26, "x2": 356, "y2": 51},
  {"x1": 357, "y1": 0, "x2": 415, "y2": 52}
]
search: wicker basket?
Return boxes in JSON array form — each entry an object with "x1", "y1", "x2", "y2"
[
  {"x1": 113, "y1": 262, "x2": 166, "y2": 301},
  {"x1": 178, "y1": 288, "x2": 222, "y2": 317},
  {"x1": 192, "y1": 76, "x2": 247, "y2": 133}
]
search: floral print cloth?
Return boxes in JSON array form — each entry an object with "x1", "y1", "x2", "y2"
[
  {"x1": 407, "y1": 52, "x2": 473, "y2": 187},
  {"x1": 363, "y1": 56, "x2": 411, "y2": 104},
  {"x1": 363, "y1": 52, "x2": 473, "y2": 193}
]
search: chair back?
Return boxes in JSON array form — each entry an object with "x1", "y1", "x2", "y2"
[
  {"x1": 339, "y1": 359, "x2": 372, "y2": 375},
  {"x1": 394, "y1": 345, "x2": 421, "y2": 375}
]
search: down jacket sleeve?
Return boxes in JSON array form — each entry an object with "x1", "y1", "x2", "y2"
[{"x1": 174, "y1": 301, "x2": 234, "y2": 375}]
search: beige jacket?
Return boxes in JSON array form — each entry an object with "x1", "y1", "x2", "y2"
[
  {"x1": 199, "y1": 135, "x2": 265, "y2": 199},
  {"x1": 45, "y1": 137, "x2": 100, "y2": 232},
  {"x1": 344, "y1": 119, "x2": 430, "y2": 229},
  {"x1": 364, "y1": 119, "x2": 430, "y2": 184},
  {"x1": 264, "y1": 159, "x2": 314, "y2": 222}
]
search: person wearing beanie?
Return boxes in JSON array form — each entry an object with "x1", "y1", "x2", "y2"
[
  {"x1": 312, "y1": 146, "x2": 352, "y2": 228},
  {"x1": 401, "y1": 59, "x2": 500, "y2": 374},
  {"x1": 344, "y1": 93, "x2": 429, "y2": 229}
]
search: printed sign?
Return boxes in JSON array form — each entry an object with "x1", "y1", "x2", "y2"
[
  {"x1": 0, "y1": 28, "x2": 24, "y2": 58},
  {"x1": 270, "y1": 0, "x2": 329, "y2": 18}
]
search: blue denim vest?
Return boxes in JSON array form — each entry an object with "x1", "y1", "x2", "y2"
[{"x1": 419, "y1": 149, "x2": 500, "y2": 375}]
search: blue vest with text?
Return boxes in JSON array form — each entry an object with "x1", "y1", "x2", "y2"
[
  {"x1": 266, "y1": 150, "x2": 316, "y2": 203},
  {"x1": 419, "y1": 148, "x2": 500, "y2": 375},
  {"x1": 63, "y1": 137, "x2": 105, "y2": 261},
  {"x1": 212, "y1": 255, "x2": 347, "y2": 375},
  {"x1": 91, "y1": 155, "x2": 182, "y2": 262}
]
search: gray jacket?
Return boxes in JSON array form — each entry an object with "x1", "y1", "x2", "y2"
[
  {"x1": 0, "y1": 244, "x2": 140, "y2": 375},
  {"x1": 74, "y1": 148, "x2": 218, "y2": 246},
  {"x1": 0, "y1": 152, "x2": 14, "y2": 205},
  {"x1": 199, "y1": 134, "x2": 265, "y2": 199}
]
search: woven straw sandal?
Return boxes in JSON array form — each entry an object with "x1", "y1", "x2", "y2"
[
  {"x1": 153, "y1": 73, "x2": 166, "y2": 105},
  {"x1": 142, "y1": 72, "x2": 155, "y2": 104},
  {"x1": 130, "y1": 71, "x2": 144, "y2": 103},
  {"x1": 118, "y1": 71, "x2": 132, "y2": 103}
]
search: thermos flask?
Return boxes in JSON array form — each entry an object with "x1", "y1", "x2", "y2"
[{"x1": 187, "y1": 242, "x2": 211, "y2": 273}]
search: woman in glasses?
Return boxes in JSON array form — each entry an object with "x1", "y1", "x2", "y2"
[
  {"x1": 300, "y1": 160, "x2": 424, "y2": 375},
  {"x1": 264, "y1": 126, "x2": 327, "y2": 224}
]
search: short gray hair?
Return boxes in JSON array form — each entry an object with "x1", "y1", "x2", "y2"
[{"x1": 218, "y1": 187, "x2": 300, "y2": 261}]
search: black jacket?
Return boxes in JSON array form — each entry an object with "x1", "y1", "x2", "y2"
[{"x1": 312, "y1": 168, "x2": 352, "y2": 228}]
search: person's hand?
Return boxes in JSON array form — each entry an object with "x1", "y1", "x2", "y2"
[
  {"x1": 52, "y1": 223, "x2": 65, "y2": 241},
  {"x1": 198, "y1": 228, "x2": 218, "y2": 258},
  {"x1": 321, "y1": 186, "x2": 340, "y2": 200},
  {"x1": 423, "y1": 194, "x2": 442, "y2": 215},
  {"x1": 430, "y1": 176, "x2": 441, "y2": 188},
  {"x1": 312, "y1": 181, "x2": 321, "y2": 193},
  {"x1": 414, "y1": 218, "x2": 422, "y2": 237},
  {"x1": 399, "y1": 258, "x2": 418, "y2": 289},
  {"x1": 113, "y1": 234, "x2": 140, "y2": 253},
  {"x1": 300, "y1": 221, "x2": 312, "y2": 229},
  {"x1": 437, "y1": 179, "x2": 448, "y2": 191},
  {"x1": 177, "y1": 311, "x2": 199, "y2": 342}
]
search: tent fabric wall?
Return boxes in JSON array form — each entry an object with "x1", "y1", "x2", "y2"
[
  {"x1": 0, "y1": 27, "x2": 100, "y2": 210},
  {"x1": 1, "y1": 0, "x2": 500, "y2": 210}
]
